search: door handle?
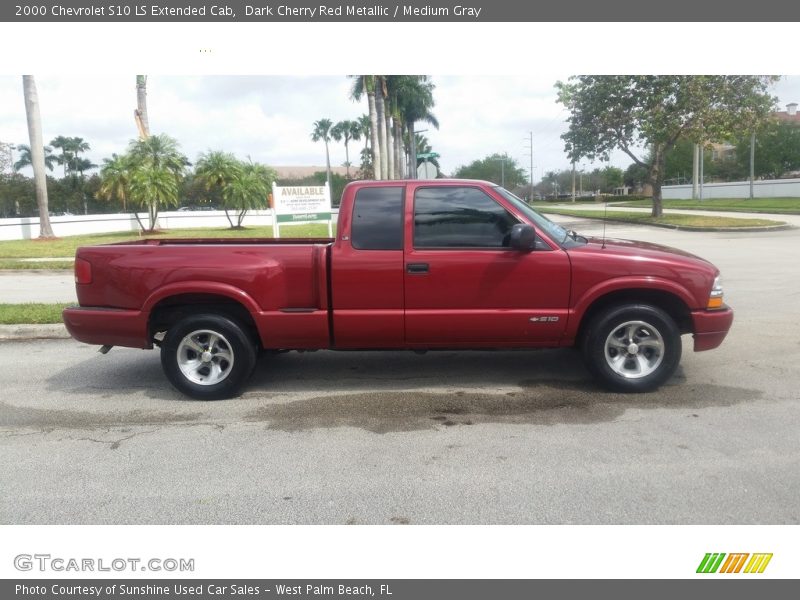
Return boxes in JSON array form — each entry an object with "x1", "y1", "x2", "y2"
[{"x1": 406, "y1": 263, "x2": 429, "y2": 274}]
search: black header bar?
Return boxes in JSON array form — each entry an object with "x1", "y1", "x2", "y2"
[{"x1": 3, "y1": 0, "x2": 800, "y2": 22}]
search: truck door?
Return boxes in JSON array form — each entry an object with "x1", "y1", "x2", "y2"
[
  {"x1": 403, "y1": 184, "x2": 570, "y2": 347},
  {"x1": 331, "y1": 185, "x2": 406, "y2": 348}
]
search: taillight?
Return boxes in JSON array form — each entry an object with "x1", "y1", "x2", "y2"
[{"x1": 75, "y1": 258, "x2": 92, "y2": 284}]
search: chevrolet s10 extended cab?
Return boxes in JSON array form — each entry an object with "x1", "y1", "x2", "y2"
[{"x1": 63, "y1": 180, "x2": 733, "y2": 399}]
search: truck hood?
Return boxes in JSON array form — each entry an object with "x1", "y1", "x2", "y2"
[
  {"x1": 565, "y1": 236, "x2": 719, "y2": 310},
  {"x1": 580, "y1": 236, "x2": 712, "y2": 265}
]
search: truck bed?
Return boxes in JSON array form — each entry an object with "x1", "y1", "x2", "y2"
[{"x1": 66, "y1": 238, "x2": 334, "y2": 349}]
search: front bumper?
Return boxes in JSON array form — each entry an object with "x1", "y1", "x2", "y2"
[
  {"x1": 63, "y1": 306, "x2": 151, "y2": 349},
  {"x1": 691, "y1": 306, "x2": 734, "y2": 352}
]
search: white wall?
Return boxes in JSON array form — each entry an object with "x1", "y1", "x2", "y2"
[
  {"x1": 662, "y1": 178, "x2": 800, "y2": 199},
  {"x1": 0, "y1": 209, "x2": 341, "y2": 241}
]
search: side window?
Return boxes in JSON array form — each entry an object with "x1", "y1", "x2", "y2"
[
  {"x1": 351, "y1": 186, "x2": 404, "y2": 250},
  {"x1": 414, "y1": 186, "x2": 519, "y2": 248}
]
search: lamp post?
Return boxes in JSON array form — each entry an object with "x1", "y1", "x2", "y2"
[{"x1": 494, "y1": 154, "x2": 508, "y2": 188}]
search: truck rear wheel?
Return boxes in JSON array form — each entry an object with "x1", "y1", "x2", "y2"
[
  {"x1": 160, "y1": 314, "x2": 257, "y2": 400},
  {"x1": 582, "y1": 304, "x2": 681, "y2": 392}
]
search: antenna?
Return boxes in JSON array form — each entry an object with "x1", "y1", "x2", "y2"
[{"x1": 601, "y1": 197, "x2": 608, "y2": 249}]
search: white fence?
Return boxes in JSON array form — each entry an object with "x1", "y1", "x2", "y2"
[
  {"x1": 662, "y1": 178, "x2": 800, "y2": 200},
  {"x1": 0, "y1": 210, "x2": 290, "y2": 241}
]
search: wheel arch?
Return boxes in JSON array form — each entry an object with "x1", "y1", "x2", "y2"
[
  {"x1": 575, "y1": 287, "x2": 694, "y2": 347},
  {"x1": 147, "y1": 291, "x2": 261, "y2": 348}
]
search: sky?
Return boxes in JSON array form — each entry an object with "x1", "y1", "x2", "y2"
[{"x1": 2, "y1": 74, "x2": 800, "y2": 181}]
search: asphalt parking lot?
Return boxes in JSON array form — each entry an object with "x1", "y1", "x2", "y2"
[{"x1": 1, "y1": 219, "x2": 799, "y2": 524}]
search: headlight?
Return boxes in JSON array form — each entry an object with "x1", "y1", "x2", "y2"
[{"x1": 707, "y1": 275, "x2": 724, "y2": 309}]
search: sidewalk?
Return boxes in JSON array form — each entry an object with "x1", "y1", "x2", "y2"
[
  {"x1": 0, "y1": 272, "x2": 77, "y2": 303},
  {"x1": 544, "y1": 202, "x2": 800, "y2": 227}
]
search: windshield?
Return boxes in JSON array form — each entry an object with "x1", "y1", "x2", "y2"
[{"x1": 493, "y1": 186, "x2": 576, "y2": 246}]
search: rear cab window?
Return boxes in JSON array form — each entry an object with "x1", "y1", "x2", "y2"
[{"x1": 351, "y1": 186, "x2": 404, "y2": 250}]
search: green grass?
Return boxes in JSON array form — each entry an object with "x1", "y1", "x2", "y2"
[
  {"x1": 0, "y1": 303, "x2": 71, "y2": 324},
  {"x1": 613, "y1": 197, "x2": 800, "y2": 214},
  {"x1": 0, "y1": 224, "x2": 334, "y2": 269},
  {"x1": 538, "y1": 208, "x2": 784, "y2": 228}
]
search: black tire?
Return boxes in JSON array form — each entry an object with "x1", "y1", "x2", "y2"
[
  {"x1": 582, "y1": 304, "x2": 681, "y2": 393},
  {"x1": 160, "y1": 313, "x2": 257, "y2": 400}
]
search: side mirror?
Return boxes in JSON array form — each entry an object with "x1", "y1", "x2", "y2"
[{"x1": 509, "y1": 224, "x2": 537, "y2": 251}]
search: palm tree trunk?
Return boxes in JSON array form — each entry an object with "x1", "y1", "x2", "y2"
[
  {"x1": 22, "y1": 75, "x2": 55, "y2": 239},
  {"x1": 375, "y1": 86, "x2": 388, "y2": 180},
  {"x1": 132, "y1": 210, "x2": 146, "y2": 232},
  {"x1": 136, "y1": 75, "x2": 150, "y2": 139},
  {"x1": 324, "y1": 139, "x2": 332, "y2": 191},
  {"x1": 385, "y1": 113, "x2": 394, "y2": 179},
  {"x1": 408, "y1": 121, "x2": 418, "y2": 179},
  {"x1": 367, "y1": 90, "x2": 380, "y2": 180},
  {"x1": 344, "y1": 139, "x2": 351, "y2": 179},
  {"x1": 149, "y1": 205, "x2": 158, "y2": 232},
  {"x1": 395, "y1": 121, "x2": 404, "y2": 178}
]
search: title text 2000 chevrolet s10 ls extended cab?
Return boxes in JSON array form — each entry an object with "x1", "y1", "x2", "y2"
[{"x1": 63, "y1": 180, "x2": 733, "y2": 399}]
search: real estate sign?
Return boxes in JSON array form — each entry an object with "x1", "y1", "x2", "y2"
[{"x1": 271, "y1": 184, "x2": 333, "y2": 237}]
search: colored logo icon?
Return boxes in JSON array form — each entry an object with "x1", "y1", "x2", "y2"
[{"x1": 696, "y1": 553, "x2": 773, "y2": 574}]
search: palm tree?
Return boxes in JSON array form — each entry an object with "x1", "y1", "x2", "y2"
[
  {"x1": 50, "y1": 135, "x2": 72, "y2": 177},
  {"x1": 374, "y1": 77, "x2": 389, "y2": 180},
  {"x1": 22, "y1": 75, "x2": 55, "y2": 238},
  {"x1": 330, "y1": 120, "x2": 361, "y2": 179},
  {"x1": 397, "y1": 77, "x2": 439, "y2": 178},
  {"x1": 135, "y1": 75, "x2": 150, "y2": 138},
  {"x1": 350, "y1": 76, "x2": 381, "y2": 180},
  {"x1": 66, "y1": 137, "x2": 91, "y2": 174},
  {"x1": 73, "y1": 156, "x2": 97, "y2": 177},
  {"x1": 98, "y1": 153, "x2": 132, "y2": 211},
  {"x1": 311, "y1": 118, "x2": 334, "y2": 191},
  {"x1": 222, "y1": 162, "x2": 272, "y2": 228},
  {"x1": 195, "y1": 150, "x2": 243, "y2": 227},
  {"x1": 13, "y1": 144, "x2": 57, "y2": 172},
  {"x1": 129, "y1": 162, "x2": 179, "y2": 232},
  {"x1": 125, "y1": 134, "x2": 188, "y2": 231}
]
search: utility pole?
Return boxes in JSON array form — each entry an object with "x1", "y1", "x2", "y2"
[
  {"x1": 749, "y1": 131, "x2": 756, "y2": 199},
  {"x1": 494, "y1": 154, "x2": 508, "y2": 188},
  {"x1": 692, "y1": 143, "x2": 699, "y2": 200},
  {"x1": 523, "y1": 132, "x2": 534, "y2": 201},
  {"x1": 571, "y1": 162, "x2": 576, "y2": 202},
  {"x1": 699, "y1": 143, "x2": 704, "y2": 201}
]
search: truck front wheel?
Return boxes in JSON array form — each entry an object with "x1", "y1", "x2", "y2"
[
  {"x1": 582, "y1": 304, "x2": 681, "y2": 393},
  {"x1": 160, "y1": 314, "x2": 257, "y2": 400}
]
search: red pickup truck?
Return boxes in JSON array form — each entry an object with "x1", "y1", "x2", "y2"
[{"x1": 63, "y1": 179, "x2": 733, "y2": 399}]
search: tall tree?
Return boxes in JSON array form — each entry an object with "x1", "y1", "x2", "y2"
[
  {"x1": 221, "y1": 161, "x2": 273, "y2": 228},
  {"x1": 350, "y1": 76, "x2": 381, "y2": 179},
  {"x1": 374, "y1": 78, "x2": 388, "y2": 180},
  {"x1": 50, "y1": 135, "x2": 72, "y2": 177},
  {"x1": 195, "y1": 150, "x2": 244, "y2": 228},
  {"x1": 397, "y1": 76, "x2": 438, "y2": 179},
  {"x1": 311, "y1": 118, "x2": 334, "y2": 191},
  {"x1": 557, "y1": 75, "x2": 778, "y2": 216},
  {"x1": 330, "y1": 120, "x2": 361, "y2": 179},
  {"x1": 66, "y1": 137, "x2": 91, "y2": 174},
  {"x1": 454, "y1": 153, "x2": 527, "y2": 188},
  {"x1": 135, "y1": 75, "x2": 150, "y2": 138},
  {"x1": 734, "y1": 118, "x2": 800, "y2": 179},
  {"x1": 22, "y1": 75, "x2": 55, "y2": 238},
  {"x1": 13, "y1": 144, "x2": 57, "y2": 172},
  {"x1": 97, "y1": 153, "x2": 132, "y2": 211},
  {"x1": 125, "y1": 134, "x2": 188, "y2": 231}
]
